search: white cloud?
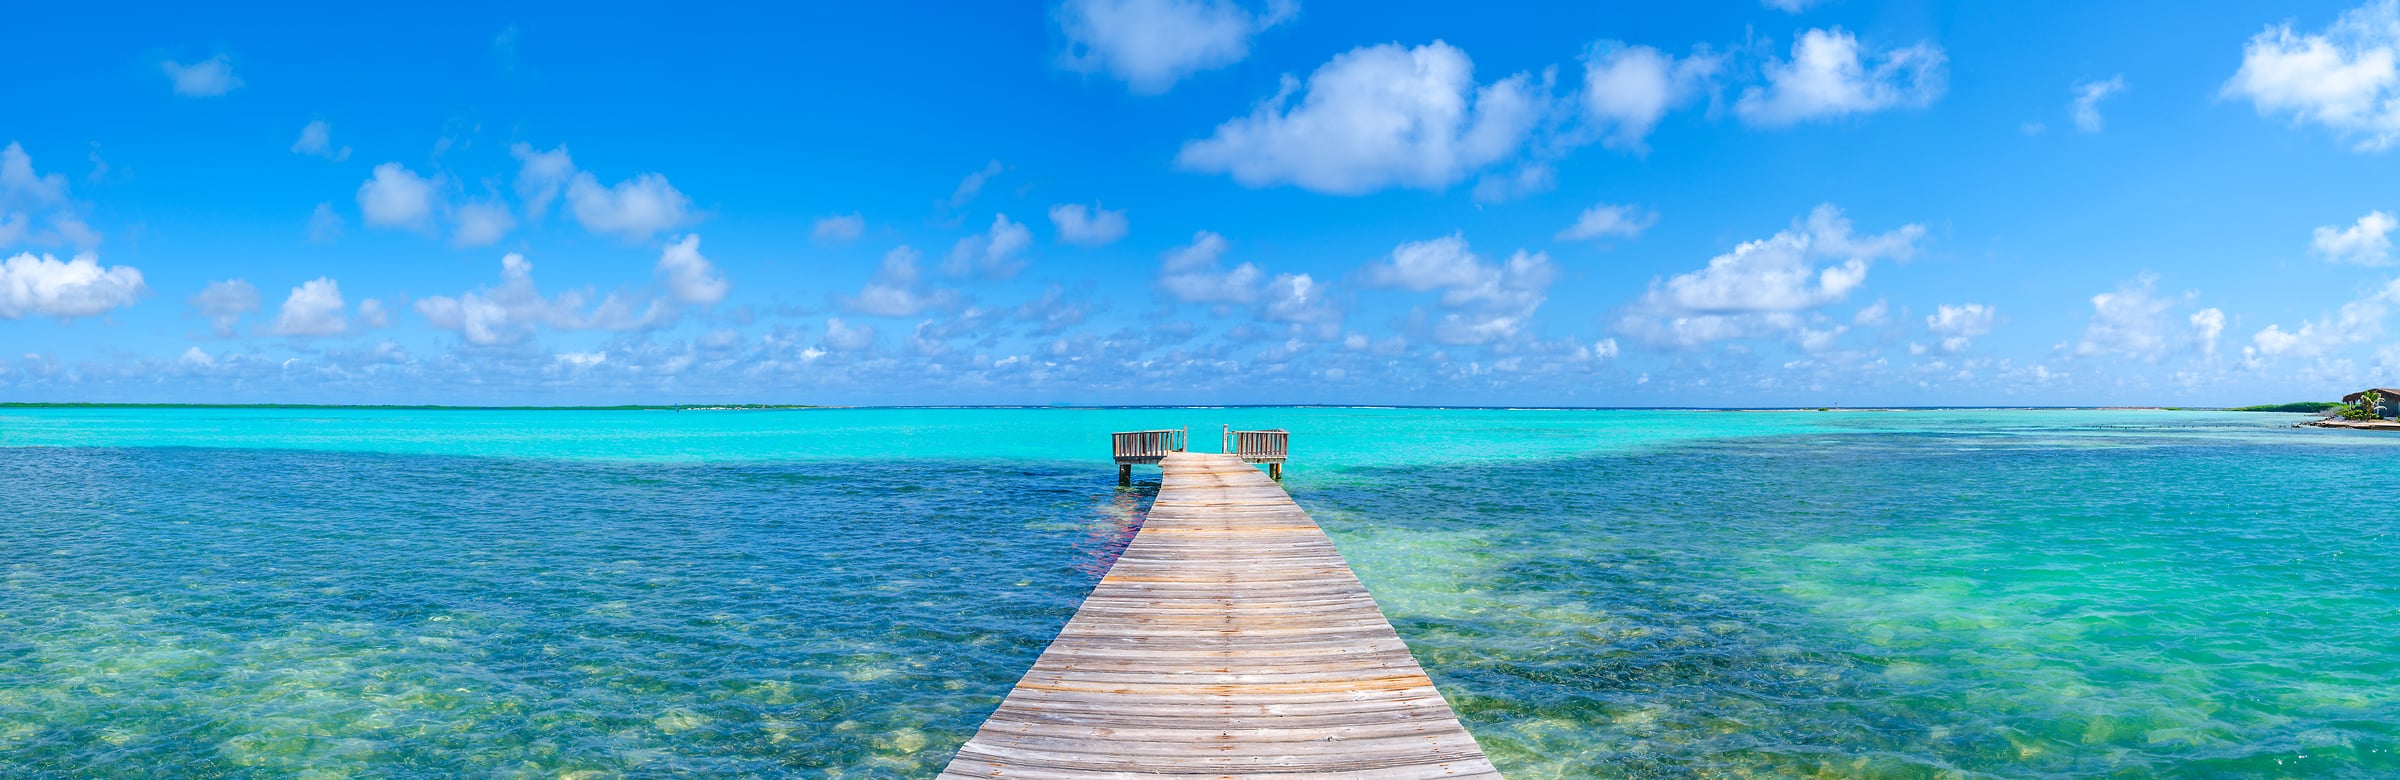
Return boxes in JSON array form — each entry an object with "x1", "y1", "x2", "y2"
[
  {"x1": 1557, "y1": 202, "x2": 1657, "y2": 242},
  {"x1": 181, "y1": 346, "x2": 215, "y2": 368},
  {"x1": 1924, "y1": 302, "x2": 1995, "y2": 353},
  {"x1": 555, "y1": 351, "x2": 606, "y2": 369},
  {"x1": 1158, "y1": 231, "x2": 1262, "y2": 303},
  {"x1": 848, "y1": 245, "x2": 953, "y2": 317},
  {"x1": 2248, "y1": 277, "x2": 2400, "y2": 358},
  {"x1": 2070, "y1": 75, "x2": 2128, "y2": 132},
  {"x1": 1, "y1": 143, "x2": 99, "y2": 250},
  {"x1": 189, "y1": 279, "x2": 260, "y2": 336},
  {"x1": 2223, "y1": 0, "x2": 2400, "y2": 151},
  {"x1": 1617, "y1": 204, "x2": 1924, "y2": 347},
  {"x1": 356, "y1": 163, "x2": 438, "y2": 229},
  {"x1": 510, "y1": 143, "x2": 575, "y2": 219},
  {"x1": 1579, "y1": 42, "x2": 1721, "y2": 150},
  {"x1": 1260, "y1": 272, "x2": 1334, "y2": 323},
  {"x1": 162, "y1": 55, "x2": 242, "y2": 97},
  {"x1": 1177, "y1": 41, "x2": 1544, "y2": 194},
  {"x1": 452, "y1": 200, "x2": 515, "y2": 248},
  {"x1": 273, "y1": 277, "x2": 349, "y2": 337},
  {"x1": 823, "y1": 317, "x2": 876, "y2": 351},
  {"x1": 566, "y1": 171, "x2": 692, "y2": 241},
  {"x1": 290, "y1": 120, "x2": 351, "y2": 161},
  {"x1": 813, "y1": 213, "x2": 865, "y2": 243},
  {"x1": 307, "y1": 202, "x2": 344, "y2": 242},
  {"x1": 1056, "y1": 0, "x2": 1296, "y2": 94},
  {"x1": 2076, "y1": 273, "x2": 2211, "y2": 360},
  {"x1": 1763, "y1": 0, "x2": 1823, "y2": 11},
  {"x1": 1366, "y1": 233, "x2": 1488, "y2": 291},
  {"x1": 654, "y1": 234, "x2": 728, "y2": 305},
  {"x1": 1048, "y1": 202, "x2": 1130, "y2": 246},
  {"x1": 2313, "y1": 210, "x2": 2397, "y2": 264},
  {"x1": 414, "y1": 253, "x2": 662, "y2": 345},
  {"x1": 358, "y1": 298, "x2": 390, "y2": 329},
  {"x1": 0, "y1": 252, "x2": 145, "y2": 319},
  {"x1": 1366, "y1": 234, "x2": 1558, "y2": 344},
  {"x1": 946, "y1": 213, "x2": 1034, "y2": 279},
  {"x1": 1735, "y1": 28, "x2": 1946, "y2": 125},
  {"x1": 943, "y1": 160, "x2": 1004, "y2": 210},
  {"x1": 2191, "y1": 307, "x2": 2226, "y2": 355},
  {"x1": 1152, "y1": 231, "x2": 1330, "y2": 322}
]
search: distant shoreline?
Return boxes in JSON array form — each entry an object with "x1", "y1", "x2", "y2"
[{"x1": 0, "y1": 402, "x2": 2299, "y2": 413}]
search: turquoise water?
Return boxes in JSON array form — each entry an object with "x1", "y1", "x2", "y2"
[{"x1": 3, "y1": 407, "x2": 2397, "y2": 776}]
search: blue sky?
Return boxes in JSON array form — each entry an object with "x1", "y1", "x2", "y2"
[{"x1": 6, "y1": 0, "x2": 2400, "y2": 405}]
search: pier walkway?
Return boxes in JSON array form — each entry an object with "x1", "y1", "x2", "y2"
[{"x1": 940, "y1": 452, "x2": 1498, "y2": 778}]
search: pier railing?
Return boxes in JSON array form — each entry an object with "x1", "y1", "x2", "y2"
[
  {"x1": 1112, "y1": 428, "x2": 1186, "y2": 485},
  {"x1": 1224, "y1": 428, "x2": 1289, "y2": 479},
  {"x1": 1113, "y1": 429, "x2": 1185, "y2": 464}
]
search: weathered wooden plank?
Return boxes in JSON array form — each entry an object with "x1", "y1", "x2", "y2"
[{"x1": 939, "y1": 452, "x2": 1498, "y2": 779}]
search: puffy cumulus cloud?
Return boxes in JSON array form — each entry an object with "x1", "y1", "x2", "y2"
[
  {"x1": 1365, "y1": 234, "x2": 1558, "y2": 345},
  {"x1": 813, "y1": 212, "x2": 865, "y2": 243},
  {"x1": 2191, "y1": 307, "x2": 2226, "y2": 355},
  {"x1": 1558, "y1": 202, "x2": 1657, "y2": 242},
  {"x1": 1, "y1": 143, "x2": 100, "y2": 250},
  {"x1": 654, "y1": 234, "x2": 729, "y2": 305},
  {"x1": 358, "y1": 298, "x2": 391, "y2": 329},
  {"x1": 1735, "y1": 28, "x2": 1946, "y2": 126},
  {"x1": 413, "y1": 253, "x2": 664, "y2": 346},
  {"x1": 452, "y1": 200, "x2": 515, "y2": 248},
  {"x1": 509, "y1": 143, "x2": 576, "y2": 219},
  {"x1": 1049, "y1": 202, "x2": 1130, "y2": 246},
  {"x1": 307, "y1": 202, "x2": 343, "y2": 242},
  {"x1": 161, "y1": 54, "x2": 242, "y2": 97},
  {"x1": 1617, "y1": 204, "x2": 1924, "y2": 347},
  {"x1": 1177, "y1": 41, "x2": 1545, "y2": 194},
  {"x1": 2075, "y1": 273, "x2": 2219, "y2": 360},
  {"x1": 290, "y1": 120, "x2": 351, "y2": 161},
  {"x1": 1056, "y1": 0, "x2": 1297, "y2": 94},
  {"x1": 272, "y1": 277, "x2": 349, "y2": 337},
  {"x1": 189, "y1": 279, "x2": 260, "y2": 336},
  {"x1": 1579, "y1": 42, "x2": 1721, "y2": 150},
  {"x1": 2224, "y1": 0, "x2": 2400, "y2": 151},
  {"x1": 1259, "y1": 273, "x2": 1335, "y2": 324},
  {"x1": 1158, "y1": 231, "x2": 1261, "y2": 304},
  {"x1": 2070, "y1": 75, "x2": 2128, "y2": 133},
  {"x1": 2313, "y1": 210, "x2": 2397, "y2": 264},
  {"x1": 2248, "y1": 276, "x2": 2400, "y2": 359},
  {"x1": 847, "y1": 245, "x2": 953, "y2": 317},
  {"x1": 567, "y1": 171, "x2": 693, "y2": 241},
  {"x1": 0, "y1": 252, "x2": 146, "y2": 319},
  {"x1": 1923, "y1": 302, "x2": 1995, "y2": 353},
  {"x1": 946, "y1": 214, "x2": 1034, "y2": 279},
  {"x1": 822, "y1": 317, "x2": 877, "y2": 352},
  {"x1": 356, "y1": 163, "x2": 439, "y2": 229},
  {"x1": 1150, "y1": 230, "x2": 1333, "y2": 324}
]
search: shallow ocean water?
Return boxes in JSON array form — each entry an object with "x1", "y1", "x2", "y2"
[{"x1": 2, "y1": 407, "x2": 2397, "y2": 777}]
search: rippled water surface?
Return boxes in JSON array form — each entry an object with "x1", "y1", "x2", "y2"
[{"x1": 4, "y1": 407, "x2": 2398, "y2": 777}]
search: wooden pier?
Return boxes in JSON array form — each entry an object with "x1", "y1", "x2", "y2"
[{"x1": 940, "y1": 450, "x2": 1499, "y2": 778}]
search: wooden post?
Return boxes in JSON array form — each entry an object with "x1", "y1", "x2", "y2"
[
  {"x1": 1268, "y1": 463, "x2": 1281, "y2": 481},
  {"x1": 1119, "y1": 464, "x2": 1132, "y2": 486}
]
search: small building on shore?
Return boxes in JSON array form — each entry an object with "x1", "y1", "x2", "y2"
[{"x1": 2342, "y1": 388, "x2": 2400, "y2": 419}]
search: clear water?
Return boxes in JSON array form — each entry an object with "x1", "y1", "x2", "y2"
[{"x1": 2, "y1": 407, "x2": 2396, "y2": 777}]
